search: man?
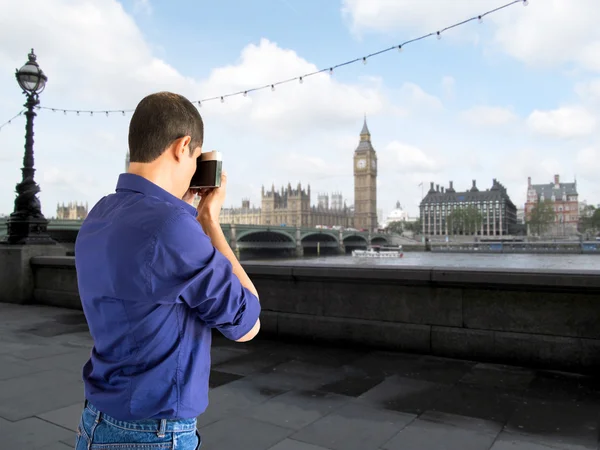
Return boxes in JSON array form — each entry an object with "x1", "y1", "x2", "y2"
[{"x1": 73, "y1": 92, "x2": 261, "y2": 449}]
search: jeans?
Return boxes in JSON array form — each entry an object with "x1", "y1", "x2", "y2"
[{"x1": 75, "y1": 400, "x2": 201, "y2": 449}]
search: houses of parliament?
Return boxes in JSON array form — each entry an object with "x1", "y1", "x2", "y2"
[
  {"x1": 125, "y1": 118, "x2": 379, "y2": 231},
  {"x1": 219, "y1": 118, "x2": 378, "y2": 230}
]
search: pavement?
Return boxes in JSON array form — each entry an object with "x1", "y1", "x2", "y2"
[{"x1": 0, "y1": 303, "x2": 599, "y2": 450}]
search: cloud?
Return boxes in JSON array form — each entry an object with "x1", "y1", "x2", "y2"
[
  {"x1": 441, "y1": 76, "x2": 455, "y2": 99},
  {"x1": 527, "y1": 107, "x2": 597, "y2": 138},
  {"x1": 379, "y1": 141, "x2": 441, "y2": 173},
  {"x1": 461, "y1": 106, "x2": 517, "y2": 126},
  {"x1": 575, "y1": 147, "x2": 600, "y2": 179},
  {"x1": 398, "y1": 82, "x2": 443, "y2": 111},
  {"x1": 342, "y1": 0, "x2": 600, "y2": 73},
  {"x1": 575, "y1": 79, "x2": 600, "y2": 103},
  {"x1": 133, "y1": 0, "x2": 152, "y2": 15},
  {"x1": 198, "y1": 38, "x2": 386, "y2": 139}
]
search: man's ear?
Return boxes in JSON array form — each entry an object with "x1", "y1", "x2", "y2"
[{"x1": 171, "y1": 136, "x2": 192, "y2": 161}]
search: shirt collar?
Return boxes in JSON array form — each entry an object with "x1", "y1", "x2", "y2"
[{"x1": 116, "y1": 173, "x2": 197, "y2": 216}]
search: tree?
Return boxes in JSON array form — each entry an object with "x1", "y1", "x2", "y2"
[
  {"x1": 579, "y1": 205, "x2": 599, "y2": 234},
  {"x1": 403, "y1": 218, "x2": 422, "y2": 234},
  {"x1": 527, "y1": 199, "x2": 556, "y2": 236},
  {"x1": 446, "y1": 206, "x2": 483, "y2": 235},
  {"x1": 386, "y1": 221, "x2": 403, "y2": 234}
]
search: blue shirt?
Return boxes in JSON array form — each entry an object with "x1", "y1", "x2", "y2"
[{"x1": 75, "y1": 173, "x2": 261, "y2": 421}]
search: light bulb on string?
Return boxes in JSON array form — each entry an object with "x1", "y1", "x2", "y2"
[
  {"x1": 63, "y1": 111, "x2": 66, "y2": 115},
  {"x1": 197, "y1": 101, "x2": 202, "y2": 108},
  {"x1": 398, "y1": 45, "x2": 403, "y2": 52},
  {"x1": 523, "y1": 0, "x2": 528, "y2": 5},
  {"x1": 362, "y1": 57, "x2": 367, "y2": 65},
  {"x1": 436, "y1": 31, "x2": 442, "y2": 40},
  {"x1": 220, "y1": 96, "x2": 224, "y2": 103},
  {"x1": 271, "y1": 84, "x2": 275, "y2": 92},
  {"x1": 243, "y1": 91, "x2": 247, "y2": 97},
  {"x1": 299, "y1": 77, "x2": 303, "y2": 84},
  {"x1": 52, "y1": 109, "x2": 56, "y2": 113},
  {"x1": 329, "y1": 67, "x2": 333, "y2": 75},
  {"x1": 122, "y1": 111, "x2": 125, "y2": 116},
  {"x1": 105, "y1": 111, "x2": 109, "y2": 117},
  {"x1": 76, "y1": 111, "x2": 80, "y2": 116},
  {"x1": 478, "y1": 15, "x2": 483, "y2": 23},
  {"x1": 90, "y1": 111, "x2": 93, "y2": 116}
]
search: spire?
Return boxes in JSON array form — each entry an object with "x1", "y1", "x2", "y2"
[{"x1": 360, "y1": 115, "x2": 370, "y2": 137}]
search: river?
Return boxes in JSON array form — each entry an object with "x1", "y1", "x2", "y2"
[{"x1": 245, "y1": 253, "x2": 600, "y2": 271}]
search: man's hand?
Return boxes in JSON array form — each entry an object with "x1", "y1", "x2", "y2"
[
  {"x1": 196, "y1": 172, "x2": 227, "y2": 225},
  {"x1": 182, "y1": 188, "x2": 199, "y2": 206}
]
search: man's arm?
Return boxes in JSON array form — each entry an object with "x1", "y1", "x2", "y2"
[{"x1": 201, "y1": 220, "x2": 260, "y2": 342}]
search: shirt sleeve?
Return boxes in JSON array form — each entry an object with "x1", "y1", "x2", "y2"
[{"x1": 148, "y1": 211, "x2": 261, "y2": 341}]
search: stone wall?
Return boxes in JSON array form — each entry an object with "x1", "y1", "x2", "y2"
[{"x1": 30, "y1": 256, "x2": 600, "y2": 373}]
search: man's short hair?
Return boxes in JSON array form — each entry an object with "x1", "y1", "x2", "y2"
[{"x1": 128, "y1": 92, "x2": 204, "y2": 163}]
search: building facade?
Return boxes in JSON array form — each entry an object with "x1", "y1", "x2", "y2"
[
  {"x1": 217, "y1": 119, "x2": 378, "y2": 230},
  {"x1": 420, "y1": 179, "x2": 517, "y2": 236},
  {"x1": 57, "y1": 202, "x2": 88, "y2": 220},
  {"x1": 525, "y1": 174, "x2": 579, "y2": 236},
  {"x1": 353, "y1": 119, "x2": 378, "y2": 231},
  {"x1": 383, "y1": 201, "x2": 418, "y2": 228}
]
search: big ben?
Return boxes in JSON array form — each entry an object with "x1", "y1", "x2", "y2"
[{"x1": 353, "y1": 117, "x2": 377, "y2": 231}]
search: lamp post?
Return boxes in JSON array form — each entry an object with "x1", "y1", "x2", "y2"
[{"x1": 4, "y1": 49, "x2": 55, "y2": 245}]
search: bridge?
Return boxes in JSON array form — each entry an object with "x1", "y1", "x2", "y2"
[{"x1": 0, "y1": 218, "x2": 393, "y2": 255}]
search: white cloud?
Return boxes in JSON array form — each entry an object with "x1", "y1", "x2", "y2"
[
  {"x1": 379, "y1": 141, "x2": 441, "y2": 173},
  {"x1": 575, "y1": 79, "x2": 600, "y2": 103},
  {"x1": 527, "y1": 107, "x2": 597, "y2": 138},
  {"x1": 399, "y1": 82, "x2": 443, "y2": 111},
  {"x1": 198, "y1": 38, "x2": 386, "y2": 139},
  {"x1": 575, "y1": 147, "x2": 600, "y2": 179},
  {"x1": 133, "y1": 0, "x2": 152, "y2": 15},
  {"x1": 461, "y1": 106, "x2": 517, "y2": 126},
  {"x1": 441, "y1": 76, "x2": 455, "y2": 99},
  {"x1": 342, "y1": 0, "x2": 600, "y2": 73}
]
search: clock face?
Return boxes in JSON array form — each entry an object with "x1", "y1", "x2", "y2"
[{"x1": 356, "y1": 158, "x2": 366, "y2": 169}]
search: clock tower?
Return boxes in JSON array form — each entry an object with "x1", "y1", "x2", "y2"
[{"x1": 353, "y1": 117, "x2": 378, "y2": 231}]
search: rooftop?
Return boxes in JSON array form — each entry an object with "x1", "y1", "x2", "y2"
[{"x1": 1, "y1": 303, "x2": 599, "y2": 450}]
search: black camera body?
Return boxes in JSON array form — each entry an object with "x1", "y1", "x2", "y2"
[{"x1": 190, "y1": 151, "x2": 222, "y2": 189}]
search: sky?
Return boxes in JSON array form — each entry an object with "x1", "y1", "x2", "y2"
[{"x1": 0, "y1": 0, "x2": 599, "y2": 221}]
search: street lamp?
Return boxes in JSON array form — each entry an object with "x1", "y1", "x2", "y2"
[{"x1": 4, "y1": 49, "x2": 54, "y2": 245}]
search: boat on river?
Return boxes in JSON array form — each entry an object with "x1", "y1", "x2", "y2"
[{"x1": 352, "y1": 245, "x2": 403, "y2": 258}]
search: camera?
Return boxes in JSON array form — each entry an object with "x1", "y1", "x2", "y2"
[{"x1": 190, "y1": 151, "x2": 222, "y2": 189}]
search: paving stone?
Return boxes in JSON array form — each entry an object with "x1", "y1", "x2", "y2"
[
  {"x1": 209, "y1": 369, "x2": 244, "y2": 388},
  {"x1": 9, "y1": 342, "x2": 78, "y2": 360},
  {"x1": 382, "y1": 412, "x2": 500, "y2": 450},
  {"x1": 0, "y1": 378, "x2": 84, "y2": 421},
  {"x1": 247, "y1": 360, "x2": 343, "y2": 391},
  {"x1": 0, "y1": 368, "x2": 81, "y2": 401},
  {"x1": 268, "y1": 439, "x2": 332, "y2": 450},
  {"x1": 198, "y1": 378, "x2": 288, "y2": 428},
  {"x1": 459, "y1": 363, "x2": 536, "y2": 393},
  {"x1": 505, "y1": 399, "x2": 599, "y2": 450},
  {"x1": 318, "y1": 373, "x2": 386, "y2": 397},
  {"x1": 525, "y1": 371, "x2": 600, "y2": 405},
  {"x1": 431, "y1": 384, "x2": 523, "y2": 423},
  {"x1": 490, "y1": 431, "x2": 574, "y2": 450},
  {"x1": 291, "y1": 403, "x2": 415, "y2": 450},
  {"x1": 0, "y1": 353, "x2": 47, "y2": 380},
  {"x1": 38, "y1": 402, "x2": 83, "y2": 432},
  {"x1": 213, "y1": 349, "x2": 293, "y2": 376},
  {"x1": 242, "y1": 390, "x2": 351, "y2": 430},
  {"x1": 355, "y1": 375, "x2": 447, "y2": 415},
  {"x1": 27, "y1": 349, "x2": 91, "y2": 374},
  {"x1": 38, "y1": 442, "x2": 74, "y2": 450},
  {"x1": 200, "y1": 416, "x2": 293, "y2": 450},
  {"x1": 0, "y1": 417, "x2": 74, "y2": 449}
]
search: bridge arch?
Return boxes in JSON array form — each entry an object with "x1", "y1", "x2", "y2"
[
  {"x1": 342, "y1": 235, "x2": 368, "y2": 254},
  {"x1": 236, "y1": 230, "x2": 296, "y2": 249},
  {"x1": 301, "y1": 232, "x2": 339, "y2": 245},
  {"x1": 371, "y1": 235, "x2": 390, "y2": 245}
]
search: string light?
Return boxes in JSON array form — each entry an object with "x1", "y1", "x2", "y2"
[
  {"x1": 31, "y1": 1, "x2": 523, "y2": 115},
  {"x1": 0, "y1": 110, "x2": 25, "y2": 132}
]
